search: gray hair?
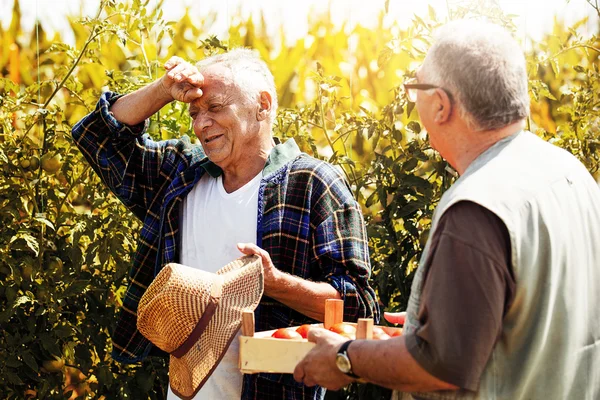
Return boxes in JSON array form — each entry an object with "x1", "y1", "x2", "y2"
[
  {"x1": 197, "y1": 48, "x2": 278, "y2": 126},
  {"x1": 421, "y1": 20, "x2": 529, "y2": 131}
]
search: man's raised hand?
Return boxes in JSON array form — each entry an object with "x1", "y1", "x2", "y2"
[{"x1": 160, "y1": 56, "x2": 204, "y2": 103}]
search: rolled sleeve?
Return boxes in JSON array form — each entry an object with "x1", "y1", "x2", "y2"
[
  {"x1": 71, "y1": 92, "x2": 180, "y2": 219},
  {"x1": 314, "y1": 202, "x2": 380, "y2": 323},
  {"x1": 95, "y1": 91, "x2": 148, "y2": 137}
]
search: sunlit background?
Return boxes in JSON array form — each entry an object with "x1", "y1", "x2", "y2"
[{"x1": 2, "y1": 0, "x2": 598, "y2": 45}]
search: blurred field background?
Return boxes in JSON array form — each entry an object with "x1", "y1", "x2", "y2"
[{"x1": 0, "y1": 0, "x2": 598, "y2": 398}]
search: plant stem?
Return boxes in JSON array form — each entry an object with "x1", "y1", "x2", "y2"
[
  {"x1": 29, "y1": 1, "x2": 106, "y2": 218},
  {"x1": 318, "y1": 92, "x2": 358, "y2": 186},
  {"x1": 35, "y1": 117, "x2": 47, "y2": 269},
  {"x1": 17, "y1": 2, "x2": 107, "y2": 149},
  {"x1": 54, "y1": 165, "x2": 91, "y2": 229},
  {"x1": 140, "y1": 31, "x2": 153, "y2": 78}
]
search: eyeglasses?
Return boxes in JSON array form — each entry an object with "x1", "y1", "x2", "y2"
[{"x1": 403, "y1": 80, "x2": 453, "y2": 103}]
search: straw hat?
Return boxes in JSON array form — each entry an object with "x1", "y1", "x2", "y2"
[{"x1": 137, "y1": 255, "x2": 264, "y2": 399}]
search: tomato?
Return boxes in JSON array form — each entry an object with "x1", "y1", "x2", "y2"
[
  {"x1": 389, "y1": 329, "x2": 403, "y2": 337},
  {"x1": 372, "y1": 329, "x2": 391, "y2": 340},
  {"x1": 41, "y1": 153, "x2": 62, "y2": 174},
  {"x1": 272, "y1": 328, "x2": 303, "y2": 340},
  {"x1": 42, "y1": 358, "x2": 65, "y2": 373},
  {"x1": 296, "y1": 324, "x2": 312, "y2": 339},
  {"x1": 329, "y1": 322, "x2": 356, "y2": 339},
  {"x1": 29, "y1": 156, "x2": 40, "y2": 170},
  {"x1": 372, "y1": 326, "x2": 384, "y2": 335}
]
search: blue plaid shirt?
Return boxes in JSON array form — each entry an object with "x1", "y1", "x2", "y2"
[{"x1": 72, "y1": 92, "x2": 379, "y2": 399}]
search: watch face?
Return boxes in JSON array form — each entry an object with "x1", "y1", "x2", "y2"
[{"x1": 336, "y1": 353, "x2": 352, "y2": 374}]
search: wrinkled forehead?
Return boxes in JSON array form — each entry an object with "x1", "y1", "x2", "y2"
[
  {"x1": 200, "y1": 63, "x2": 236, "y2": 94},
  {"x1": 190, "y1": 63, "x2": 239, "y2": 109}
]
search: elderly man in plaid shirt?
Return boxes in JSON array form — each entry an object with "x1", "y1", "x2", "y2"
[{"x1": 72, "y1": 48, "x2": 379, "y2": 399}]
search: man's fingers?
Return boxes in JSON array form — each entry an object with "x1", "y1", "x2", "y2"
[
  {"x1": 293, "y1": 362, "x2": 305, "y2": 383},
  {"x1": 182, "y1": 87, "x2": 203, "y2": 103},
  {"x1": 306, "y1": 327, "x2": 328, "y2": 343},
  {"x1": 167, "y1": 64, "x2": 188, "y2": 81},
  {"x1": 167, "y1": 63, "x2": 203, "y2": 86},
  {"x1": 383, "y1": 311, "x2": 406, "y2": 325},
  {"x1": 237, "y1": 243, "x2": 270, "y2": 261},
  {"x1": 303, "y1": 376, "x2": 317, "y2": 387},
  {"x1": 164, "y1": 56, "x2": 184, "y2": 70},
  {"x1": 188, "y1": 71, "x2": 204, "y2": 86},
  {"x1": 237, "y1": 242, "x2": 259, "y2": 254}
]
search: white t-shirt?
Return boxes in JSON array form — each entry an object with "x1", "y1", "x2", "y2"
[{"x1": 167, "y1": 171, "x2": 262, "y2": 400}]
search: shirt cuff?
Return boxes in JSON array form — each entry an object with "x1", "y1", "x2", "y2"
[{"x1": 97, "y1": 91, "x2": 148, "y2": 136}]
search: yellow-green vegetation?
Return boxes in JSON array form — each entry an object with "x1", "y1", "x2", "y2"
[{"x1": 0, "y1": 0, "x2": 598, "y2": 398}]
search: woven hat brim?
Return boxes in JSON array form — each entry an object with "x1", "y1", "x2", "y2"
[{"x1": 168, "y1": 255, "x2": 264, "y2": 399}]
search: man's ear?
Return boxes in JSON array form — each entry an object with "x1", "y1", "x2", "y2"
[
  {"x1": 433, "y1": 88, "x2": 453, "y2": 124},
  {"x1": 257, "y1": 91, "x2": 272, "y2": 121}
]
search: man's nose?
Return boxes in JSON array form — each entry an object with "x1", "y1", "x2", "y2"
[{"x1": 193, "y1": 113, "x2": 212, "y2": 132}]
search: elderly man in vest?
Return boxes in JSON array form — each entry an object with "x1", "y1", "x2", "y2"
[
  {"x1": 72, "y1": 49, "x2": 379, "y2": 399},
  {"x1": 294, "y1": 19, "x2": 600, "y2": 399}
]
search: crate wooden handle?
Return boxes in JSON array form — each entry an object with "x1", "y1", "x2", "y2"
[
  {"x1": 242, "y1": 310, "x2": 255, "y2": 337},
  {"x1": 324, "y1": 299, "x2": 344, "y2": 329},
  {"x1": 356, "y1": 318, "x2": 373, "y2": 340}
]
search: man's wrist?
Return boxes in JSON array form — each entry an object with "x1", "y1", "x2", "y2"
[
  {"x1": 153, "y1": 78, "x2": 175, "y2": 106},
  {"x1": 336, "y1": 340, "x2": 360, "y2": 379}
]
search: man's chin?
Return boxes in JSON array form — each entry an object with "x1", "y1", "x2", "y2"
[{"x1": 203, "y1": 150, "x2": 228, "y2": 166}]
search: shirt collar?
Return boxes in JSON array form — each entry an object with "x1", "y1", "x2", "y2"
[{"x1": 200, "y1": 137, "x2": 301, "y2": 178}]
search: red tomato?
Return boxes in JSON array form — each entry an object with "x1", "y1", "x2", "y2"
[
  {"x1": 389, "y1": 329, "x2": 403, "y2": 337},
  {"x1": 329, "y1": 323, "x2": 356, "y2": 339},
  {"x1": 372, "y1": 329, "x2": 391, "y2": 340},
  {"x1": 272, "y1": 328, "x2": 303, "y2": 340},
  {"x1": 372, "y1": 326, "x2": 385, "y2": 336},
  {"x1": 296, "y1": 324, "x2": 312, "y2": 339}
]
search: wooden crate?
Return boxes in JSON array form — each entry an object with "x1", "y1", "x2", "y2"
[{"x1": 239, "y1": 299, "x2": 402, "y2": 374}]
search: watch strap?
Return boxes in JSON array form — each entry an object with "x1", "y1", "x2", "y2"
[{"x1": 337, "y1": 340, "x2": 359, "y2": 379}]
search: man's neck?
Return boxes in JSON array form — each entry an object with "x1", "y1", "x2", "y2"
[
  {"x1": 444, "y1": 121, "x2": 524, "y2": 175},
  {"x1": 221, "y1": 137, "x2": 275, "y2": 193}
]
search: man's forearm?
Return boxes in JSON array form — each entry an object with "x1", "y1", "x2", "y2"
[
  {"x1": 348, "y1": 335, "x2": 459, "y2": 392},
  {"x1": 110, "y1": 79, "x2": 172, "y2": 126},
  {"x1": 267, "y1": 273, "x2": 342, "y2": 321}
]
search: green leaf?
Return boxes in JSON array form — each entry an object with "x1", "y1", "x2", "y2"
[
  {"x1": 14, "y1": 295, "x2": 31, "y2": 307},
  {"x1": 407, "y1": 121, "x2": 421, "y2": 134},
  {"x1": 54, "y1": 324, "x2": 73, "y2": 339},
  {"x1": 9, "y1": 232, "x2": 39, "y2": 256},
  {"x1": 41, "y1": 335, "x2": 62, "y2": 357},
  {"x1": 21, "y1": 351, "x2": 38, "y2": 372},
  {"x1": 377, "y1": 47, "x2": 393, "y2": 68},
  {"x1": 402, "y1": 158, "x2": 418, "y2": 171},
  {"x1": 365, "y1": 191, "x2": 379, "y2": 208},
  {"x1": 97, "y1": 364, "x2": 113, "y2": 387},
  {"x1": 135, "y1": 369, "x2": 155, "y2": 393},
  {"x1": 428, "y1": 5, "x2": 437, "y2": 20},
  {"x1": 5, "y1": 355, "x2": 23, "y2": 368},
  {"x1": 5, "y1": 371, "x2": 24, "y2": 385},
  {"x1": 34, "y1": 216, "x2": 55, "y2": 231},
  {"x1": 550, "y1": 58, "x2": 560, "y2": 78},
  {"x1": 406, "y1": 101, "x2": 416, "y2": 118},
  {"x1": 60, "y1": 280, "x2": 89, "y2": 298},
  {"x1": 397, "y1": 202, "x2": 422, "y2": 218}
]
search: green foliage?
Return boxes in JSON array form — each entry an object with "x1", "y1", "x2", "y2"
[{"x1": 0, "y1": 0, "x2": 598, "y2": 399}]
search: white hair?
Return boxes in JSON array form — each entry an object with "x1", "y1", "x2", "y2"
[
  {"x1": 421, "y1": 19, "x2": 530, "y2": 131},
  {"x1": 197, "y1": 48, "x2": 279, "y2": 126}
]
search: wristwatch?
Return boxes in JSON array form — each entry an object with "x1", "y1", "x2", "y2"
[{"x1": 336, "y1": 340, "x2": 359, "y2": 379}]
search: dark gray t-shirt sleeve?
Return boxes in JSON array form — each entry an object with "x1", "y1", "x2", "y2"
[{"x1": 404, "y1": 201, "x2": 515, "y2": 391}]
